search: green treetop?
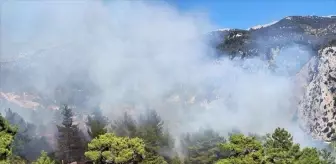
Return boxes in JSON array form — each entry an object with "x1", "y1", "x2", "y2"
[
  {"x1": 32, "y1": 151, "x2": 55, "y2": 164},
  {"x1": 0, "y1": 113, "x2": 17, "y2": 162},
  {"x1": 85, "y1": 133, "x2": 146, "y2": 164}
]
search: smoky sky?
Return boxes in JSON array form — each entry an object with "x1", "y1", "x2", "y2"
[{"x1": 1, "y1": 0, "x2": 317, "y2": 147}]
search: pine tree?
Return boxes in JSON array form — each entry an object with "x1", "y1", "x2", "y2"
[
  {"x1": 32, "y1": 151, "x2": 55, "y2": 164},
  {"x1": 263, "y1": 127, "x2": 321, "y2": 163},
  {"x1": 216, "y1": 134, "x2": 264, "y2": 164},
  {"x1": 263, "y1": 127, "x2": 299, "y2": 163},
  {"x1": 182, "y1": 129, "x2": 226, "y2": 164},
  {"x1": 0, "y1": 112, "x2": 17, "y2": 163},
  {"x1": 7, "y1": 155, "x2": 26, "y2": 164},
  {"x1": 137, "y1": 110, "x2": 174, "y2": 163},
  {"x1": 5, "y1": 109, "x2": 35, "y2": 158},
  {"x1": 298, "y1": 147, "x2": 322, "y2": 164},
  {"x1": 86, "y1": 107, "x2": 108, "y2": 139},
  {"x1": 85, "y1": 133, "x2": 146, "y2": 164},
  {"x1": 56, "y1": 105, "x2": 85, "y2": 163},
  {"x1": 111, "y1": 112, "x2": 138, "y2": 138},
  {"x1": 319, "y1": 148, "x2": 336, "y2": 164},
  {"x1": 111, "y1": 110, "x2": 174, "y2": 163},
  {"x1": 214, "y1": 127, "x2": 324, "y2": 164}
]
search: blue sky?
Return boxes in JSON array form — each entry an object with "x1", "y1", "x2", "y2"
[{"x1": 167, "y1": 0, "x2": 336, "y2": 29}]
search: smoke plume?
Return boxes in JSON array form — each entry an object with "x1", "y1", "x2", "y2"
[{"x1": 1, "y1": 0, "x2": 317, "y2": 148}]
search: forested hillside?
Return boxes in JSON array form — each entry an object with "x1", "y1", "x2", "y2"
[
  {"x1": 2, "y1": 1, "x2": 336, "y2": 163},
  {"x1": 0, "y1": 104, "x2": 335, "y2": 164}
]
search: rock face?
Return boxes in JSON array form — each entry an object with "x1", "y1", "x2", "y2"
[
  {"x1": 298, "y1": 46, "x2": 336, "y2": 141},
  {"x1": 211, "y1": 16, "x2": 336, "y2": 141}
]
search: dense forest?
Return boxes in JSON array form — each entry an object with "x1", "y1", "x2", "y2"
[{"x1": 0, "y1": 104, "x2": 335, "y2": 164}]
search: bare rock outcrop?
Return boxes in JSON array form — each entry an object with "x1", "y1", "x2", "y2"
[
  {"x1": 298, "y1": 46, "x2": 336, "y2": 141},
  {"x1": 0, "y1": 92, "x2": 59, "y2": 110}
]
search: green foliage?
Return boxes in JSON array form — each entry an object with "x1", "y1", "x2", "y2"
[
  {"x1": 7, "y1": 155, "x2": 26, "y2": 164},
  {"x1": 4, "y1": 109, "x2": 53, "y2": 161},
  {"x1": 137, "y1": 110, "x2": 174, "y2": 154},
  {"x1": 32, "y1": 151, "x2": 55, "y2": 164},
  {"x1": 111, "y1": 112, "x2": 138, "y2": 137},
  {"x1": 0, "y1": 160, "x2": 9, "y2": 164},
  {"x1": 170, "y1": 156, "x2": 183, "y2": 164},
  {"x1": 215, "y1": 128, "x2": 325, "y2": 164},
  {"x1": 215, "y1": 29, "x2": 252, "y2": 58},
  {"x1": 182, "y1": 129, "x2": 225, "y2": 164},
  {"x1": 140, "y1": 152, "x2": 168, "y2": 164},
  {"x1": 262, "y1": 127, "x2": 321, "y2": 163},
  {"x1": 0, "y1": 112, "x2": 17, "y2": 161},
  {"x1": 56, "y1": 105, "x2": 85, "y2": 163},
  {"x1": 86, "y1": 108, "x2": 108, "y2": 139},
  {"x1": 320, "y1": 142, "x2": 336, "y2": 164},
  {"x1": 5, "y1": 108, "x2": 36, "y2": 158},
  {"x1": 263, "y1": 127, "x2": 299, "y2": 163},
  {"x1": 0, "y1": 104, "x2": 332, "y2": 164},
  {"x1": 297, "y1": 147, "x2": 321, "y2": 164},
  {"x1": 111, "y1": 110, "x2": 173, "y2": 163},
  {"x1": 85, "y1": 133, "x2": 146, "y2": 164},
  {"x1": 60, "y1": 104, "x2": 73, "y2": 127},
  {"x1": 216, "y1": 134, "x2": 264, "y2": 164}
]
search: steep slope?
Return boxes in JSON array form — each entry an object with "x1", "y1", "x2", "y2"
[
  {"x1": 1, "y1": 15, "x2": 336, "y2": 141},
  {"x1": 298, "y1": 45, "x2": 336, "y2": 141},
  {"x1": 212, "y1": 15, "x2": 336, "y2": 60}
]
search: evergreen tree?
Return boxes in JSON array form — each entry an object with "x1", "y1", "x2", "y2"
[
  {"x1": 86, "y1": 107, "x2": 108, "y2": 139},
  {"x1": 297, "y1": 147, "x2": 322, "y2": 164},
  {"x1": 140, "y1": 154, "x2": 167, "y2": 164},
  {"x1": 52, "y1": 109, "x2": 62, "y2": 126},
  {"x1": 216, "y1": 134, "x2": 264, "y2": 164},
  {"x1": 137, "y1": 110, "x2": 174, "y2": 163},
  {"x1": 214, "y1": 127, "x2": 324, "y2": 164},
  {"x1": 0, "y1": 113, "x2": 17, "y2": 163},
  {"x1": 111, "y1": 112, "x2": 138, "y2": 138},
  {"x1": 263, "y1": 127, "x2": 301, "y2": 163},
  {"x1": 320, "y1": 140, "x2": 336, "y2": 164},
  {"x1": 32, "y1": 151, "x2": 55, "y2": 164},
  {"x1": 170, "y1": 156, "x2": 183, "y2": 164},
  {"x1": 319, "y1": 149, "x2": 336, "y2": 164},
  {"x1": 111, "y1": 110, "x2": 174, "y2": 163},
  {"x1": 22, "y1": 136, "x2": 53, "y2": 162},
  {"x1": 4, "y1": 109, "x2": 53, "y2": 161},
  {"x1": 7, "y1": 155, "x2": 26, "y2": 164},
  {"x1": 56, "y1": 105, "x2": 85, "y2": 163},
  {"x1": 5, "y1": 108, "x2": 36, "y2": 158},
  {"x1": 182, "y1": 129, "x2": 226, "y2": 164},
  {"x1": 85, "y1": 133, "x2": 146, "y2": 164}
]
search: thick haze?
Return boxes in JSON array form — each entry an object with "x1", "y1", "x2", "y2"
[{"x1": 1, "y1": 0, "x2": 316, "y2": 147}]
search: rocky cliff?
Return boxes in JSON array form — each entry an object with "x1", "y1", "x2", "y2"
[
  {"x1": 298, "y1": 46, "x2": 336, "y2": 141},
  {"x1": 210, "y1": 16, "x2": 336, "y2": 140}
]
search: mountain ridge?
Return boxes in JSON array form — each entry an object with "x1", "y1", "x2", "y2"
[
  {"x1": 2, "y1": 15, "x2": 336, "y2": 110},
  {"x1": 211, "y1": 15, "x2": 336, "y2": 60},
  {"x1": 1, "y1": 15, "x2": 336, "y2": 142},
  {"x1": 214, "y1": 15, "x2": 336, "y2": 32}
]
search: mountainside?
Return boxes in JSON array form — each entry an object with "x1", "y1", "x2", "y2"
[
  {"x1": 1, "y1": 15, "x2": 336, "y2": 142},
  {"x1": 298, "y1": 45, "x2": 336, "y2": 141},
  {"x1": 209, "y1": 15, "x2": 336, "y2": 141},
  {"x1": 211, "y1": 15, "x2": 336, "y2": 60}
]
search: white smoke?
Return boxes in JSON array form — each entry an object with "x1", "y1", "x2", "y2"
[{"x1": 1, "y1": 0, "x2": 316, "y2": 147}]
